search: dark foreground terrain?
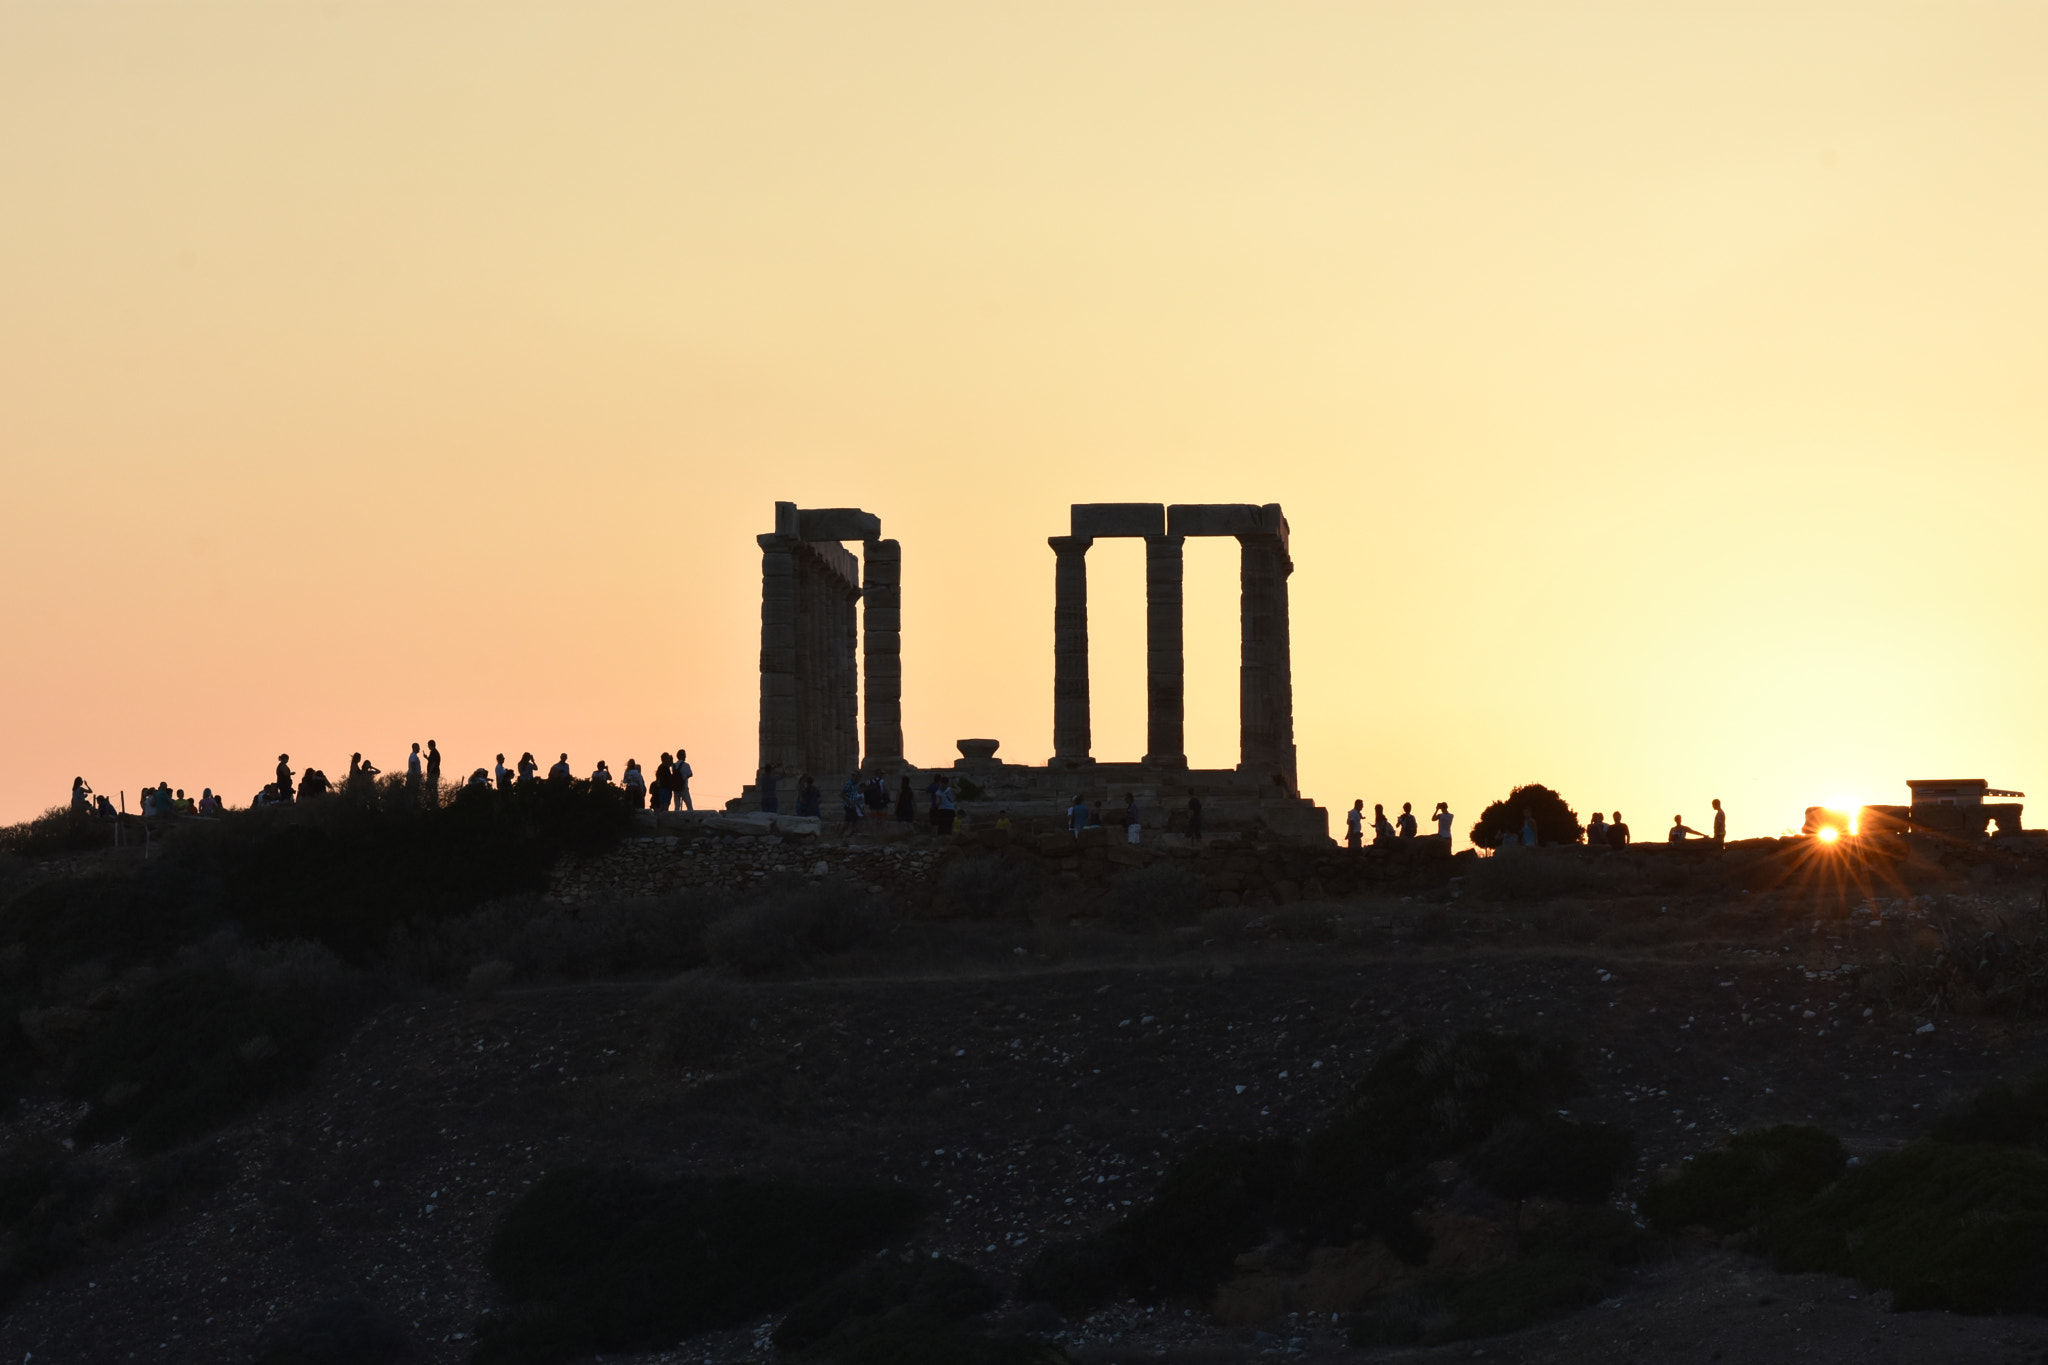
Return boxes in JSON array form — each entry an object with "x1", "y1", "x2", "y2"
[{"x1": 3, "y1": 801, "x2": 2048, "y2": 1364}]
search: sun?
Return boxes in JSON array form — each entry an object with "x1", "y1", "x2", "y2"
[{"x1": 1817, "y1": 826, "x2": 1841, "y2": 844}]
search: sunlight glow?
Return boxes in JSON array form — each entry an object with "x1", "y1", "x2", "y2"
[{"x1": 1817, "y1": 827, "x2": 1841, "y2": 844}]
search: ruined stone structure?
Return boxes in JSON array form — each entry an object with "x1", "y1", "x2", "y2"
[
  {"x1": 755, "y1": 503, "x2": 900, "y2": 782},
  {"x1": 1052, "y1": 503, "x2": 1295, "y2": 785}
]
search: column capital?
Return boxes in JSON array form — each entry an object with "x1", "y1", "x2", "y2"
[{"x1": 1049, "y1": 535, "x2": 1095, "y2": 554}]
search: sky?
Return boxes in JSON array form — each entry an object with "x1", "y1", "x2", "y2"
[{"x1": 5, "y1": 2, "x2": 2048, "y2": 843}]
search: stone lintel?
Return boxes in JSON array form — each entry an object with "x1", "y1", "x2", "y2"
[
  {"x1": 796, "y1": 507, "x2": 882, "y2": 542},
  {"x1": 1167, "y1": 502, "x2": 1286, "y2": 540},
  {"x1": 1071, "y1": 503, "x2": 1165, "y2": 538}
]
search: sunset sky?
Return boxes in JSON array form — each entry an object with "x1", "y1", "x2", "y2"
[{"x1": 6, "y1": 3, "x2": 2048, "y2": 841}]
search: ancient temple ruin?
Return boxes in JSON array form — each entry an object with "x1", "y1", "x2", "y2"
[{"x1": 741, "y1": 498, "x2": 1324, "y2": 839}]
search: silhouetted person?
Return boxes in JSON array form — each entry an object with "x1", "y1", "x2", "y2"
[
  {"x1": 1067, "y1": 794, "x2": 1089, "y2": 836},
  {"x1": 1433, "y1": 801, "x2": 1454, "y2": 841},
  {"x1": 406, "y1": 743, "x2": 423, "y2": 796},
  {"x1": 933, "y1": 776, "x2": 956, "y2": 834},
  {"x1": 591, "y1": 760, "x2": 613, "y2": 786},
  {"x1": 653, "y1": 754, "x2": 674, "y2": 811},
  {"x1": 549, "y1": 753, "x2": 572, "y2": 783},
  {"x1": 867, "y1": 776, "x2": 887, "y2": 823},
  {"x1": 173, "y1": 789, "x2": 194, "y2": 816},
  {"x1": 1587, "y1": 811, "x2": 1608, "y2": 846},
  {"x1": 276, "y1": 754, "x2": 295, "y2": 803},
  {"x1": 518, "y1": 752, "x2": 538, "y2": 785},
  {"x1": 623, "y1": 759, "x2": 645, "y2": 807},
  {"x1": 896, "y1": 776, "x2": 915, "y2": 823},
  {"x1": 1668, "y1": 815, "x2": 1704, "y2": 843},
  {"x1": 1346, "y1": 799, "x2": 1364, "y2": 851},
  {"x1": 1373, "y1": 803, "x2": 1395, "y2": 845},
  {"x1": 1711, "y1": 798, "x2": 1726, "y2": 847},
  {"x1": 425, "y1": 740, "x2": 442, "y2": 804},
  {"x1": 198, "y1": 789, "x2": 221, "y2": 816},
  {"x1": 495, "y1": 753, "x2": 511, "y2": 791},
  {"x1": 1397, "y1": 802, "x2": 1417, "y2": 841},
  {"x1": 93, "y1": 793, "x2": 116, "y2": 820},
  {"x1": 71, "y1": 777, "x2": 90, "y2": 811},
  {"x1": 1609, "y1": 812, "x2": 1630, "y2": 846},
  {"x1": 301, "y1": 768, "x2": 330, "y2": 799},
  {"x1": 673, "y1": 749, "x2": 694, "y2": 811},
  {"x1": 838, "y1": 776, "x2": 858, "y2": 830},
  {"x1": 1187, "y1": 796, "x2": 1204, "y2": 842},
  {"x1": 1521, "y1": 808, "x2": 1538, "y2": 847},
  {"x1": 467, "y1": 767, "x2": 489, "y2": 789}
]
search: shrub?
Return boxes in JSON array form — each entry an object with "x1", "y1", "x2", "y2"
[
  {"x1": 936, "y1": 857, "x2": 1042, "y2": 919},
  {"x1": 66, "y1": 937, "x2": 371, "y2": 1151},
  {"x1": 475, "y1": 1166, "x2": 920, "y2": 1364},
  {"x1": 1103, "y1": 862, "x2": 1209, "y2": 930},
  {"x1": 1639, "y1": 1125, "x2": 1846, "y2": 1236},
  {"x1": 1463, "y1": 1114, "x2": 1634, "y2": 1204},
  {"x1": 388, "y1": 890, "x2": 732, "y2": 986},
  {"x1": 0, "y1": 807, "x2": 113, "y2": 859},
  {"x1": 0, "y1": 1136, "x2": 225, "y2": 1301},
  {"x1": 1931, "y1": 1072, "x2": 2048, "y2": 1149},
  {"x1": 1771, "y1": 1141, "x2": 2048, "y2": 1313},
  {"x1": 705, "y1": 878, "x2": 880, "y2": 976},
  {"x1": 1468, "y1": 785, "x2": 1583, "y2": 850}
]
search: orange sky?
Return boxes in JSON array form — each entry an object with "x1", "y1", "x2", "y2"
[{"x1": 6, "y1": 3, "x2": 2048, "y2": 841}]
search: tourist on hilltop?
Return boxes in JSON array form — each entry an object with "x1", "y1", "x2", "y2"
[
  {"x1": 1345, "y1": 799, "x2": 1364, "y2": 851},
  {"x1": 1587, "y1": 810, "x2": 1609, "y2": 846},
  {"x1": 425, "y1": 740, "x2": 442, "y2": 804},
  {"x1": 840, "y1": 775, "x2": 861, "y2": 832},
  {"x1": 301, "y1": 768, "x2": 331, "y2": 800},
  {"x1": 1521, "y1": 808, "x2": 1539, "y2": 847},
  {"x1": 70, "y1": 777, "x2": 91, "y2": 812},
  {"x1": 1668, "y1": 815, "x2": 1706, "y2": 843},
  {"x1": 866, "y1": 776, "x2": 888, "y2": 825},
  {"x1": 173, "y1": 789, "x2": 195, "y2": 816},
  {"x1": 933, "y1": 776, "x2": 957, "y2": 835},
  {"x1": 1398, "y1": 802, "x2": 1418, "y2": 841},
  {"x1": 153, "y1": 782, "x2": 174, "y2": 817},
  {"x1": 548, "y1": 753, "x2": 572, "y2": 783},
  {"x1": 406, "y1": 743, "x2": 423, "y2": 797},
  {"x1": 467, "y1": 768, "x2": 489, "y2": 789},
  {"x1": 518, "y1": 752, "x2": 538, "y2": 785},
  {"x1": 592, "y1": 760, "x2": 614, "y2": 787},
  {"x1": 1187, "y1": 796, "x2": 1204, "y2": 842},
  {"x1": 1067, "y1": 793, "x2": 1089, "y2": 837},
  {"x1": 1711, "y1": 798, "x2": 1727, "y2": 847},
  {"x1": 198, "y1": 789, "x2": 221, "y2": 816},
  {"x1": 495, "y1": 753, "x2": 511, "y2": 792},
  {"x1": 1433, "y1": 801, "x2": 1454, "y2": 842},
  {"x1": 895, "y1": 775, "x2": 915, "y2": 824},
  {"x1": 652, "y1": 754, "x2": 674, "y2": 812},
  {"x1": 623, "y1": 759, "x2": 645, "y2": 807},
  {"x1": 1373, "y1": 803, "x2": 1395, "y2": 846},
  {"x1": 673, "y1": 749, "x2": 694, "y2": 811},
  {"x1": 276, "y1": 754, "x2": 295, "y2": 804},
  {"x1": 93, "y1": 793, "x2": 117, "y2": 820},
  {"x1": 1609, "y1": 812, "x2": 1631, "y2": 846}
]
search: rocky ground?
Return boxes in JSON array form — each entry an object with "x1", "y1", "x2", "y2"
[{"x1": 3, "y1": 883, "x2": 2048, "y2": 1364}]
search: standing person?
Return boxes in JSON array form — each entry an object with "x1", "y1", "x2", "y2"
[
  {"x1": 1397, "y1": 802, "x2": 1418, "y2": 841},
  {"x1": 425, "y1": 740, "x2": 442, "y2": 805},
  {"x1": 1521, "y1": 808, "x2": 1539, "y2": 847},
  {"x1": 895, "y1": 775, "x2": 916, "y2": 824},
  {"x1": 1345, "y1": 800, "x2": 1364, "y2": 851},
  {"x1": 549, "y1": 753, "x2": 572, "y2": 782},
  {"x1": 652, "y1": 754, "x2": 674, "y2": 812},
  {"x1": 840, "y1": 775, "x2": 862, "y2": 833},
  {"x1": 934, "y1": 776, "x2": 957, "y2": 834},
  {"x1": 1668, "y1": 815, "x2": 1705, "y2": 843},
  {"x1": 406, "y1": 743, "x2": 423, "y2": 798},
  {"x1": 623, "y1": 759, "x2": 646, "y2": 808},
  {"x1": 1067, "y1": 793, "x2": 1089, "y2": 837},
  {"x1": 495, "y1": 753, "x2": 511, "y2": 792},
  {"x1": 672, "y1": 749, "x2": 694, "y2": 811},
  {"x1": 591, "y1": 760, "x2": 614, "y2": 787},
  {"x1": 1433, "y1": 801, "x2": 1455, "y2": 842},
  {"x1": 1373, "y1": 803, "x2": 1396, "y2": 845},
  {"x1": 1609, "y1": 812, "x2": 1631, "y2": 846},
  {"x1": 1187, "y1": 795, "x2": 1204, "y2": 842},
  {"x1": 517, "y1": 752, "x2": 538, "y2": 785},
  {"x1": 275, "y1": 754, "x2": 295, "y2": 804},
  {"x1": 1122, "y1": 792, "x2": 1139, "y2": 837},
  {"x1": 1711, "y1": 798, "x2": 1727, "y2": 848},
  {"x1": 1587, "y1": 810, "x2": 1609, "y2": 846}
]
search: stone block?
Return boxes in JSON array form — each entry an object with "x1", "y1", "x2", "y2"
[
  {"x1": 1166, "y1": 503, "x2": 1284, "y2": 538},
  {"x1": 797, "y1": 508, "x2": 882, "y2": 541},
  {"x1": 1071, "y1": 502, "x2": 1165, "y2": 538}
]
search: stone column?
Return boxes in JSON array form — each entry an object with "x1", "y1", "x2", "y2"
[
  {"x1": 1237, "y1": 534, "x2": 1288, "y2": 774},
  {"x1": 1144, "y1": 533, "x2": 1186, "y2": 767},
  {"x1": 837, "y1": 582, "x2": 860, "y2": 774},
  {"x1": 1050, "y1": 535, "x2": 1094, "y2": 762},
  {"x1": 862, "y1": 538, "x2": 903, "y2": 771},
  {"x1": 758, "y1": 533, "x2": 801, "y2": 784}
]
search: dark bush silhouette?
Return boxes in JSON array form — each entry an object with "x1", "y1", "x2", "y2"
[
  {"x1": 704, "y1": 877, "x2": 880, "y2": 976},
  {"x1": 1102, "y1": 862, "x2": 1209, "y2": 930},
  {"x1": 1463, "y1": 1114, "x2": 1634, "y2": 1205},
  {"x1": 1468, "y1": 784, "x2": 1583, "y2": 849},
  {"x1": 1639, "y1": 1125, "x2": 1846, "y2": 1236},
  {"x1": 936, "y1": 857, "x2": 1042, "y2": 919},
  {"x1": 0, "y1": 1136, "x2": 225, "y2": 1301},
  {"x1": 0, "y1": 807, "x2": 113, "y2": 858},
  {"x1": 475, "y1": 1165, "x2": 919, "y2": 1364},
  {"x1": 1932, "y1": 1071, "x2": 2048, "y2": 1151}
]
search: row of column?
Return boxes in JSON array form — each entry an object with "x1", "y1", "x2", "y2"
[
  {"x1": 758, "y1": 529, "x2": 903, "y2": 781},
  {"x1": 1049, "y1": 529, "x2": 1294, "y2": 783}
]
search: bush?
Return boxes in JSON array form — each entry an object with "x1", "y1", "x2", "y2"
[
  {"x1": 1468, "y1": 785, "x2": 1583, "y2": 850},
  {"x1": 0, "y1": 807, "x2": 113, "y2": 859},
  {"x1": 1639, "y1": 1125, "x2": 1846, "y2": 1237},
  {"x1": 1932, "y1": 1072, "x2": 2048, "y2": 1149},
  {"x1": 1771, "y1": 1141, "x2": 2048, "y2": 1313},
  {"x1": 389, "y1": 890, "x2": 733, "y2": 986},
  {"x1": 66, "y1": 937, "x2": 371, "y2": 1151},
  {"x1": 475, "y1": 1166, "x2": 920, "y2": 1364},
  {"x1": 705, "y1": 878, "x2": 880, "y2": 976},
  {"x1": 936, "y1": 857, "x2": 1042, "y2": 919},
  {"x1": 1463, "y1": 1114, "x2": 1634, "y2": 1204},
  {"x1": 1103, "y1": 862, "x2": 1208, "y2": 931},
  {"x1": 0, "y1": 1136, "x2": 225, "y2": 1301}
]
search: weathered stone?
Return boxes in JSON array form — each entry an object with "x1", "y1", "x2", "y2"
[
  {"x1": 1167, "y1": 502, "x2": 1282, "y2": 539},
  {"x1": 1050, "y1": 535, "x2": 1093, "y2": 761},
  {"x1": 1071, "y1": 502, "x2": 1165, "y2": 538},
  {"x1": 1144, "y1": 533, "x2": 1185, "y2": 767},
  {"x1": 797, "y1": 508, "x2": 883, "y2": 541}
]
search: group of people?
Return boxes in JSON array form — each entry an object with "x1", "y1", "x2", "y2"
[
  {"x1": 70, "y1": 775, "x2": 221, "y2": 820},
  {"x1": 1345, "y1": 800, "x2": 1455, "y2": 850},
  {"x1": 756, "y1": 767, "x2": 947, "y2": 833}
]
